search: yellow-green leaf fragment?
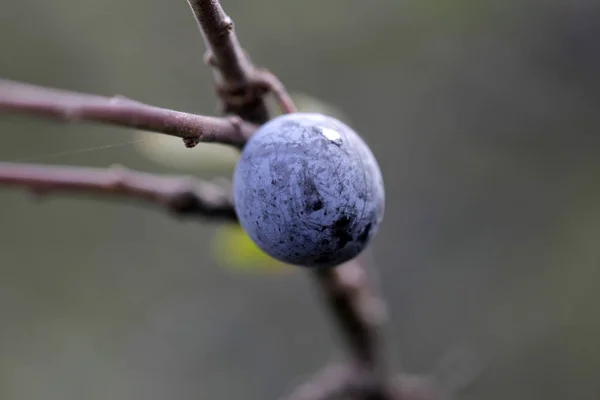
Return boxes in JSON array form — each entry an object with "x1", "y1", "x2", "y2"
[{"x1": 212, "y1": 224, "x2": 293, "y2": 273}]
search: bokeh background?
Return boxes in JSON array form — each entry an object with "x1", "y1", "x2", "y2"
[{"x1": 1, "y1": 0, "x2": 599, "y2": 399}]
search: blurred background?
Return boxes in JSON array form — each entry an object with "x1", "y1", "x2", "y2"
[{"x1": 1, "y1": 0, "x2": 599, "y2": 399}]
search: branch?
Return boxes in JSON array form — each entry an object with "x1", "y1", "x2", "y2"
[
  {"x1": 315, "y1": 258, "x2": 387, "y2": 369},
  {"x1": 186, "y1": 0, "x2": 296, "y2": 122},
  {"x1": 0, "y1": 162, "x2": 237, "y2": 220},
  {"x1": 0, "y1": 78, "x2": 257, "y2": 148},
  {"x1": 183, "y1": 3, "x2": 405, "y2": 399}
]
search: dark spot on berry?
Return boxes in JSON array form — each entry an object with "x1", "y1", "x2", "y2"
[
  {"x1": 310, "y1": 199, "x2": 324, "y2": 211},
  {"x1": 331, "y1": 216, "x2": 352, "y2": 249}
]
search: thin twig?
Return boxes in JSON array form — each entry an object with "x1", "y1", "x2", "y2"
[
  {"x1": 249, "y1": 69, "x2": 298, "y2": 114},
  {"x1": 186, "y1": 0, "x2": 296, "y2": 121},
  {"x1": 0, "y1": 162, "x2": 237, "y2": 220},
  {"x1": 0, "y1": 78, "x2": 257, "y2": 147}
]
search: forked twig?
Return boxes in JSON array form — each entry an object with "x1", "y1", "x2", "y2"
[{"x1": 186, "y1": 0, "x2": 296, "y2": 120}]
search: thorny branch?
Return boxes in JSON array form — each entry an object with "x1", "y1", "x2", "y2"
[
  {"x1": 182, "y1": 6, "x2": 396, "y2": 395},
  {"x1": 187, "y1": 2, "x2": 411, "y2": 396},
  {"x1": 0, "y1": 1, "x2": 441, "y2": 400},
  {"x1": 0, "y1": 79, "x2": 257, "y2": 148},
  {"x1": 0, "y1": 162, "x2": 237, "y2": 220}
]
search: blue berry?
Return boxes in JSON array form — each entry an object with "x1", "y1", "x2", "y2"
[{"x1": 232, "y1": 113, "x2": 385, "y2": 268}]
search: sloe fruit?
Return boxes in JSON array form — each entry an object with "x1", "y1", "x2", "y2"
[{"x1": 232, "y1": 112, "x2": 385, "y2": 268}]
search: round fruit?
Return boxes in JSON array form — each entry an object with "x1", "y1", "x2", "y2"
[{"x1": 232, "y1": 112, "x2": 385, "y2": 268}]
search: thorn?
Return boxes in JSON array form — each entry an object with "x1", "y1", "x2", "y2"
[
  {"x1": 221, "y1": 16, "x2": 234, "y2": 33},
  {"x1": 183, "y1": 137, "x2": 201, "y2": 148}
]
